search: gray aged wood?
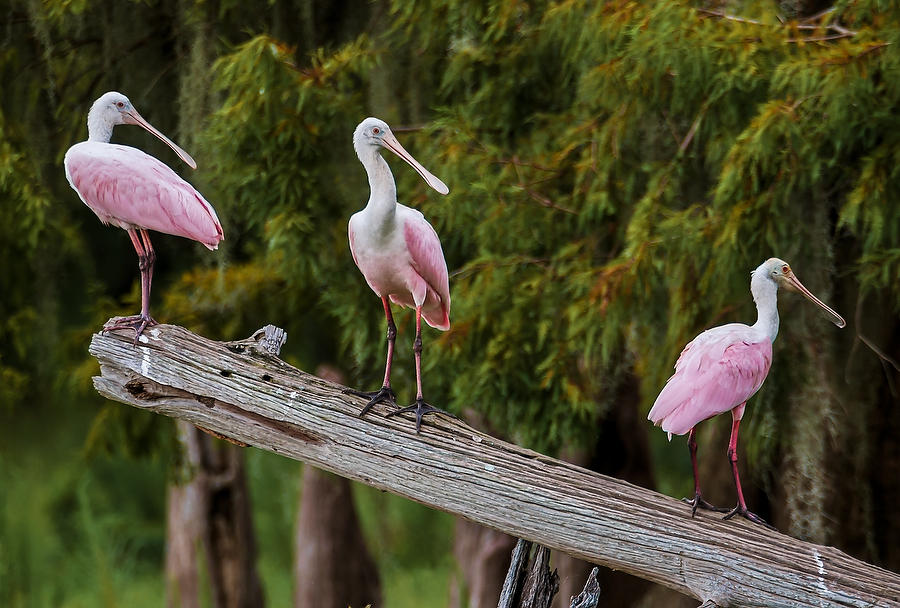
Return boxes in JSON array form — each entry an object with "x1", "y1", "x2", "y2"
[
  {"x1": 520, "y1": 544, "x2": 558, "y2": 608},
  {"x1": 498, "y1": 538, "x2": 560, "y2": 608},
  {"x1": 499, "y1": 539, "x2": 534, "y2": 608},
  {"x1": 89, "y1": 323, "x2": 900, "y2": 608},
  {"x1": 569, "y1": 568, "x2": 600, "y2": 608}
]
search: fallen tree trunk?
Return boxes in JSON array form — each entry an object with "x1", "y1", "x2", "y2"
[{"x1": 89, "y1": 323, "x2": 900, "y2": 608}]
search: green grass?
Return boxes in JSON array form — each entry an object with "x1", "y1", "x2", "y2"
[
  {"x1": 1, "y1": 404, "x2": 167, "y2": 608},
  {"x1": 2, "y1": 411, "x2": 457, "y2": 608}
]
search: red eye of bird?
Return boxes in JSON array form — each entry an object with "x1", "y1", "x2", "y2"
[
  {"x1": 372, "y1": 127, "x2": 380, "y2": 135},
  {"x1": 782, "y1": 264, "x2": 790, "y2": 274},
  {"x1": 116, "y1": 101, "x2": 124, "y2": 108}
]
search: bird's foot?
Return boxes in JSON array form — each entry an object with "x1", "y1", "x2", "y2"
[
  {"x1": 682, "y1": 493, "x2": 730, "y2": 517},
  {"x1": 103, "y1": 314, "x2": 158, "y2": 343},
  {"x1": 386, "y1": 397, "x2": 456, "y2": 433},
  {"x1": 723, "y1": 505, "x2": 776, "y2": 530},
  {"x1": 343, "y1": 386, "x2": 397, "y2": 417}
]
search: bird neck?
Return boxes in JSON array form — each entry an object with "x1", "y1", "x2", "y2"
[
  {"x1": 750, "y1": 270, "x2": 780, "y2": 342},
  {"x1": 359, "y1": 147, "x2": 398, "y2": 220},
  {"x1": 86, "y1": 111, "x2": 114, "y2": 143}
]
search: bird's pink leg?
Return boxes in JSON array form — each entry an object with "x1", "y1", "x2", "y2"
[
  {"x1": 386, "y1": 306, "x2": 455, "y2": 433},
  {"x1": 345, "y1": 297, "x2": 398, "y2": 416},
  {"x1": 103, "y1": 228, "x2": 158, "y2": 341},
  {"x1": 722, "y1": 405, "x2": 773, "y2": 528},
  {"x1": 139, "y1": 228, "x2": 156, "y2": 294},
  {"x1": 381, "y1": 297, "x2": 396, "y2": 389},
  {"x1": 682, "y1": 428, "x2": 728, "y2": 516},
  {"x1": 413, "y1": 306, "x2": 424, "y2": 400}
]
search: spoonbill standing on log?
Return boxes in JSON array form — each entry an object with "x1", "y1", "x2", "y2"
[
  {"x1": 344, "y1": 117, "x2": 451, "y2": 433},
  {"x1": 648, "y1": 258, "x2": 845, "y2": 526},
  {"x1": 64, "y1": 92, "x2": 223, "y2": 340}
]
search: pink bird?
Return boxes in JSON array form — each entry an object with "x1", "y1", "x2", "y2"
[
  {"x1": 64, "y1": 91, "x2": 223, "y2": 339},
  {"x1": 344, "y1": 117, "x2": 451, "y2": 432},
  {"x1": 648, "y1": 258, "x2": 845, "y2": 526}
]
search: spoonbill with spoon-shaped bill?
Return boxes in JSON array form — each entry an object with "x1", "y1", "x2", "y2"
[
  {"x1": 344, "y1": 117, "x2": 451, "y2": 433},
  {"x1": 64, "y1": 91, "x2": 223, "y2": 340},
  {"x1": 648, "y1": 258, "x2": 845, "y2": 526}
]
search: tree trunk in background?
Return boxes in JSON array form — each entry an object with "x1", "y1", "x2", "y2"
[
  {"x1": 769, "y1": 259, "x2": 900, "y2": 573},
  {"x1": 860, "y1": 290, "x2": 900, "y2": 571},
  {"x1": 449, "y1": 519, "x2": 517, "y2": 608},
  {"x1": 166, "y1": 421, "x2": 205, "y2": 608},
  {"x1": 293, "y1": 364, "x2": 381, "y2": 608},
  {"x1": 293, "y1": 467, "x2": 382, "y2": 608},
  {"x1": 165, "y1": 421, "x2": 265, "y2": 608}
]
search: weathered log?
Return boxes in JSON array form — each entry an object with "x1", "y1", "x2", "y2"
[{"x1": 89, "y1": 323, "x2": 900, "y2": 608}]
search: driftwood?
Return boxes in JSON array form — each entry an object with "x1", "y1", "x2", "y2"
[{"x1": 89, "y1": 323, "x2": 900, "y2": 608}]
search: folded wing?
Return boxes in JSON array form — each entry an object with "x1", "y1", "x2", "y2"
[{"x1": 648, "y1": 324, "x2": 773, "y2": 436}]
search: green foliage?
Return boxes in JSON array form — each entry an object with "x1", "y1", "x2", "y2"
[
  {"x1": 4, "y1": 0, "x2": 900, "y2": 602},
  {"x1": 372, "y1": 0, "x2": 900, "y2": 455}
]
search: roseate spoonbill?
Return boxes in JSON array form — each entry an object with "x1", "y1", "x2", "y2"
[
  {"x1": 344, "y1": 117, "x2": 451, "y2": 432},
  {"x1": 648, "y1": 258, "x2": 845, "y2": 526},
  {"x1": 64, "y1": 91, "x2": 223, "y2": 340}
]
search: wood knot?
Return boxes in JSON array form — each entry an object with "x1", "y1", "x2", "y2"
[
  {"x1": 197, "y1": 395, "x2": 215, "y2": 408},
  {"x1": 124, "y1": 380, "x2": 163, "y2": 400}
]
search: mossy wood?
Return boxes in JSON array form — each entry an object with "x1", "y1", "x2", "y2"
[{"x1": 89, "y1": 323, "x2": 899, "y2": 608}]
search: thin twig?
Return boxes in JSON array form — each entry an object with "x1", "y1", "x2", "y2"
[
  {"x1": 697, "y1": 8, "x2": 765, "y2": 26},
  {"x1": 497, "y1": 155, "x2": 560, "y2": 173},
  {"x1": 449, "y1": 255, "x2": 550, "y2": 280},
  {"x1": 851, "y1": 293, "x2": 898, "y2": 397},
  {"x1": 523, "y1": 187, "x2": 578, "y2": 215},
  {"x1": 858, "y1": 333, "x2": 900, "y2": 373},
  {"x1": 508, "y1": 155, "x2": 578, "y2": 215},
  {"x1": 697, "y1": 6, "x2": 858, "y2": 41},
  {"x1": 679, "y1": 104, "x2": 706, "y2": 154},
  {"x1": 785, "y1": 93, "x2": 822, "y2": 113},
  {"x1": 799, "y1": 6, "x2": 837, "y2": 24},
  {"x1": 786, "y1": 33, "x2": 855, "y2": 43}
]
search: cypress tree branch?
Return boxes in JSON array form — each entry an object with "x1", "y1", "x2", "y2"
[
  {"x1": 696, "y1": 7, "x2": 858, "y2": 41},
  {"x1": 89, "y1": 323, "x2": 900, "y2": 608}
]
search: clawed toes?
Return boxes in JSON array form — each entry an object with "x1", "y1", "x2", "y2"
[
  {"x1": 103, "y1": 315, "x2": 158, "y2": 343},
  {"x1": 386, "y1": 398, "x2": 455, "y2": 433},
  {"x1": 682, "y1": 494, "x2": 729, "y2": 517},
  {"x1": 344, "y1": 386, "x2": 397, "y2": 417},
  {"x1": 723, "y1": 506, "x2": 775, "y2": 530}
]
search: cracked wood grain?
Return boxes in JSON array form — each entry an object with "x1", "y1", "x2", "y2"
[{"x1": 89, "y1": 323, "x2": 900, "y2": 608}]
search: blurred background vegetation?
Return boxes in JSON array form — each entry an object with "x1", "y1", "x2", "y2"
[{"x1": 2, "y1": 0, "x2": 899, "y2": 606}]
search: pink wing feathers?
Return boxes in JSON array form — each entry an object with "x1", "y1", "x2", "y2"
[
  {"x1": 401, "y1": 215, "x2": 450, "y2": 330},
  {"x1": 65, "y1": 142, "x2": 223, "y2": 249},
  {"x1": 648, "y1": 324, "x2": 773, "y2": 437}
]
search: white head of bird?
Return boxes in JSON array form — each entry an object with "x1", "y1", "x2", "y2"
[
  {"x1": 86, "y1": 91, "x2": 196, "y2": 169},
  {"x1": 353, "y1": 117, "x2": 449, "y2": 195},
  {"x1": 750, "y1": 257, "x2": 846, "y2": 341}
]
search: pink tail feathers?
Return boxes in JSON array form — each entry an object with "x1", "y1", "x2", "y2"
[{"x1": 423, "y1": 307, "x2": 450, "y2": 331}]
